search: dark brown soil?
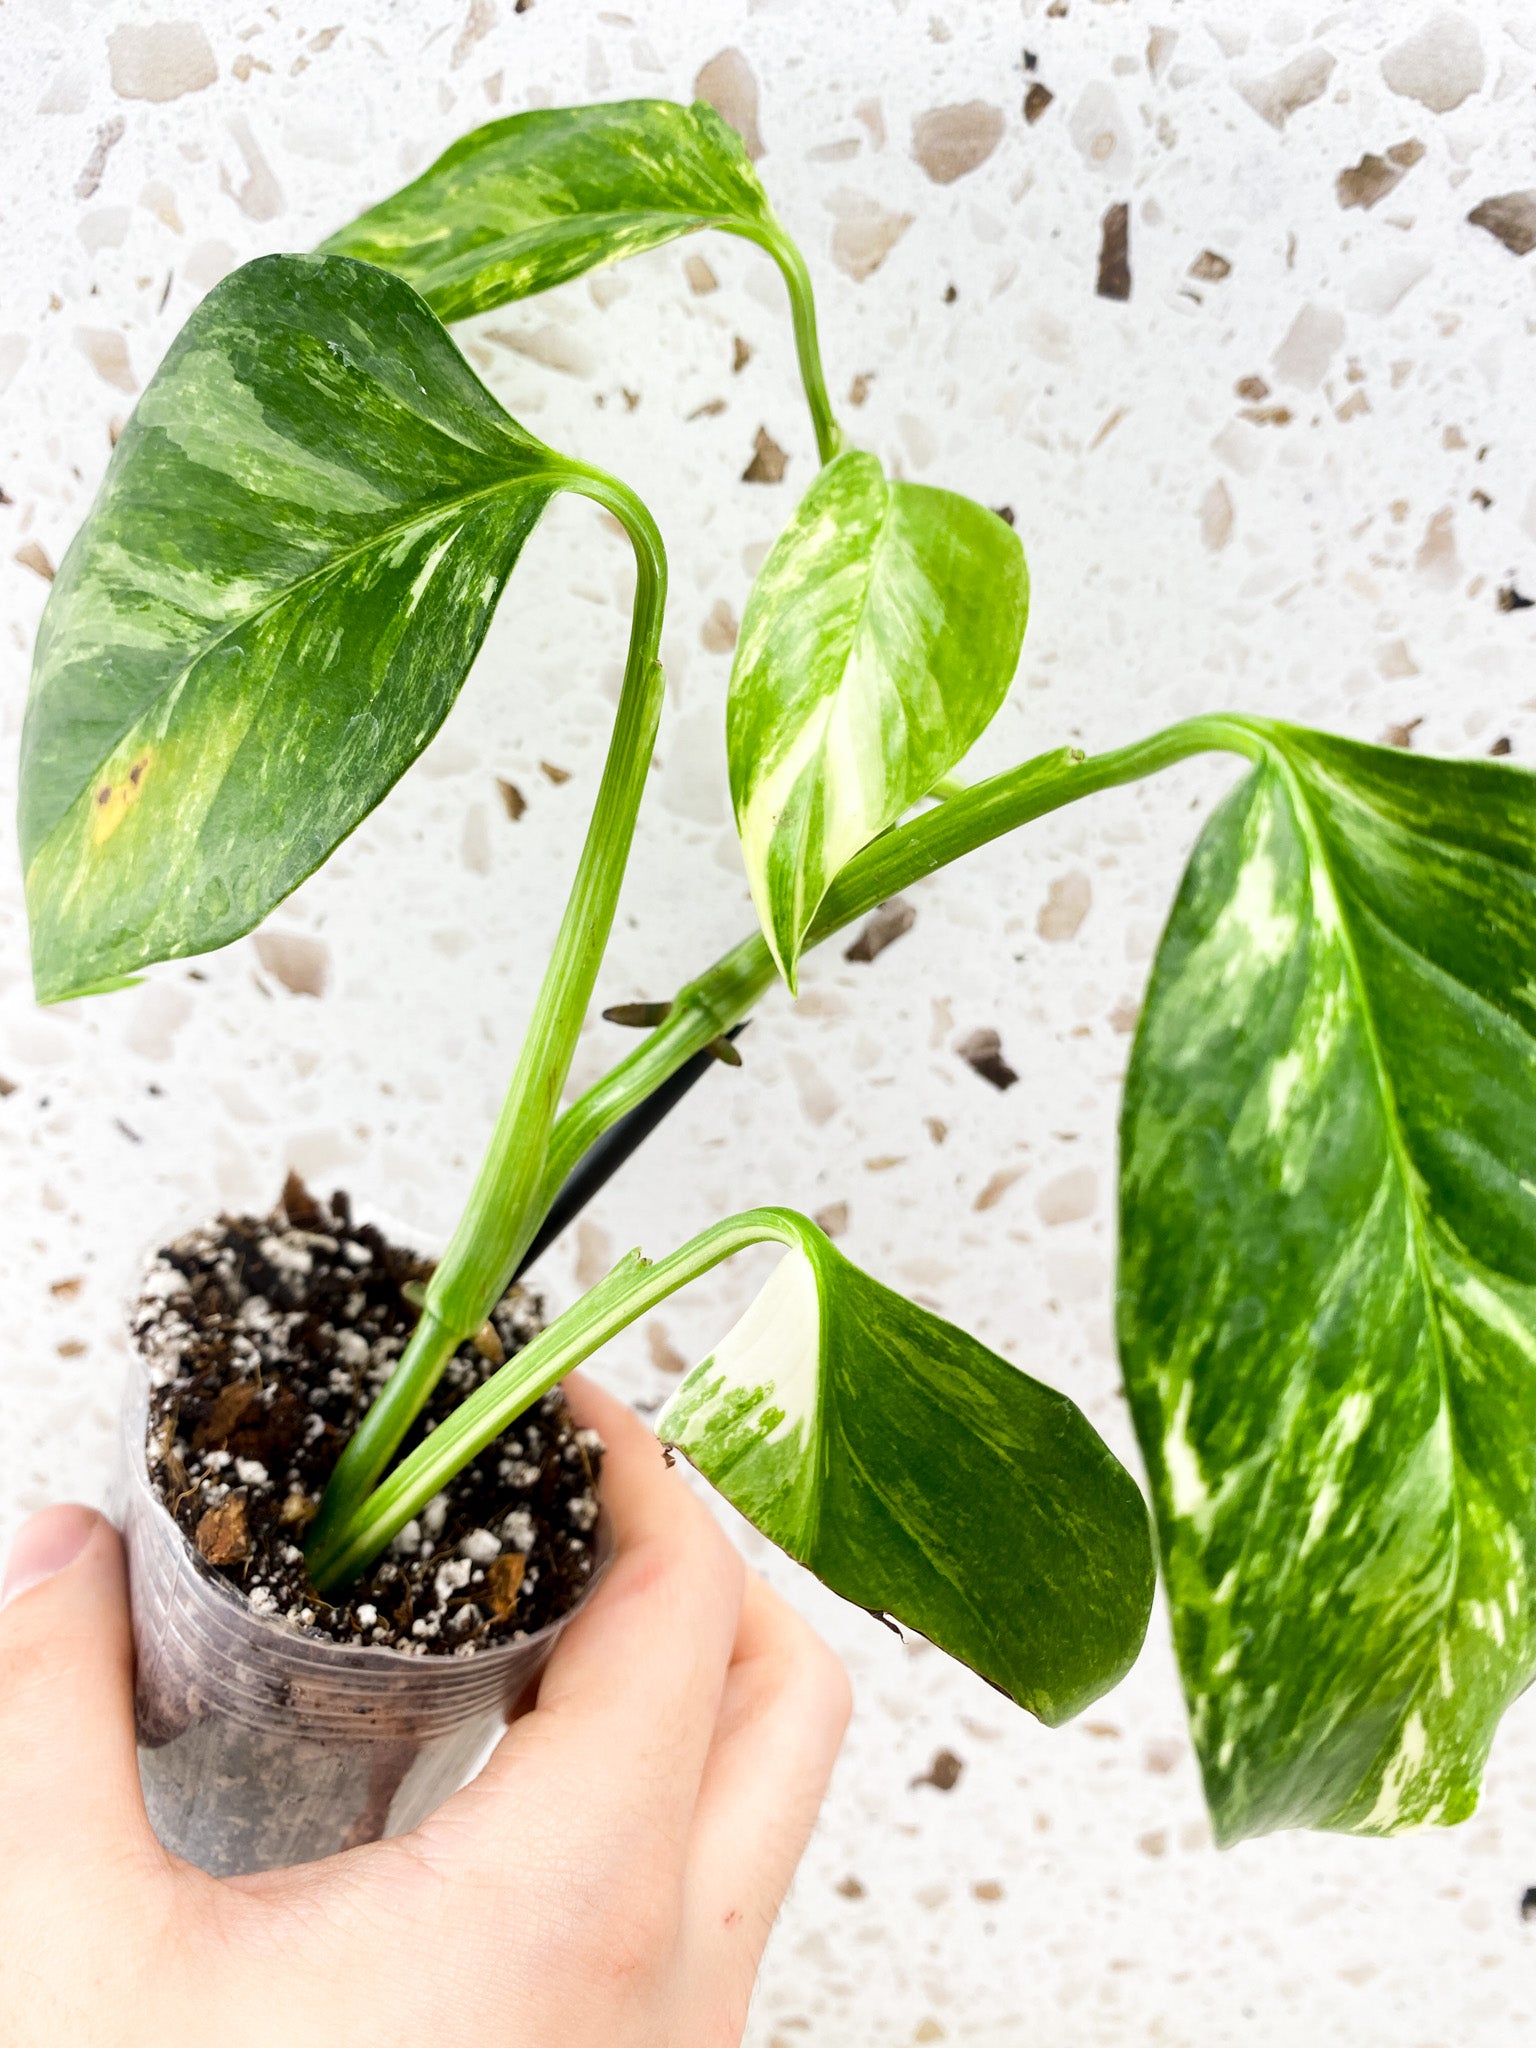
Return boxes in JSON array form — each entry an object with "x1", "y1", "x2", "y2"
[{"x1": 134, "y1": 1177, "x2": 603, "y2": 1657}]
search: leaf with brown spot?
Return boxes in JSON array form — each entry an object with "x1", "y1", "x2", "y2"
[{"x1": 21, "y1": 255, "x2": 567, "y2": 1005}]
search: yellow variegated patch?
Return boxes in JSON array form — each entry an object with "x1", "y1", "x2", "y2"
[{"x1": 321, "y1": 99, "x2": 777, "y2": 324}]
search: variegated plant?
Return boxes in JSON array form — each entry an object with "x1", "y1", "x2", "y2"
[{"x1": 21, "y1": 98, "x2": 1536, "y2": 1848}]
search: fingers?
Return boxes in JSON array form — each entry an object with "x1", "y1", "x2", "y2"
[
  {"x1": 684, "y1": 1572, "x2": 850, "y2": 1981},
  {"x1": 0, "y1": 1507, "x2": 155, "y2": 1867},
  {"x1": 431, "y1": 1374, "x2": 746, "y2": 1877}
]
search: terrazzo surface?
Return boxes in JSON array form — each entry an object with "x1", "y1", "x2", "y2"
[{"x1": 3, "y1": 1, "x2": 1536, "y2": 2041}]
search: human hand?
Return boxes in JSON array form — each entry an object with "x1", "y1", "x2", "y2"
[{"x1": 0, "y1": 1374, "x2": 850, "y2": 2048}]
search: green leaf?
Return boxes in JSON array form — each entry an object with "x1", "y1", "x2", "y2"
[
  {"x1": 1119, "y1": 722, "x2": 1536, "y2": 1843},
  {"x1": 319, "y1": 99, "x2": 776, "y2": 324},
  {"x1": 727, "y1": 451, "x2": 1027, "y2": 989},
  {"x1": 660, "y1": 1221, "x2": 1153, "y2": 1723},
  {"x1": 21, "y1": 252, "x2": 568, "y2": 1004}
]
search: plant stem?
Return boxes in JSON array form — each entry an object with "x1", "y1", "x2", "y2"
[
  {"x1": 310, "y1": 713, "x2": 1264, "y2": 1587},
  {"x1": 533, "y1": 714, "x2": 1266, "y2": 1211},
  {"x1": 734, "y1": 220, "x2": 842, "y2": 466},
  {"x1": 308, "y1": 1208, "x2": 798, "y2": 1590},
  {"x1": 307, "y1": 463, "x2": 669, "y2": 1561}
]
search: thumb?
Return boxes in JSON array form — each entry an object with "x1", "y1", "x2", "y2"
[{"x1": 0, "y1": 1506, "x2": 153, "y2": 1861}]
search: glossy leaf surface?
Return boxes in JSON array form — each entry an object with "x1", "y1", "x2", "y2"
[
  {"x1": 727, "y1": 450, "x2": 1027, "y2": 987},
  {"x1": 661, "y1": 1219, "x2": 1153, "y2": 1723},
  {"x1": 21, "y1": 252, "x2": 564, "y2": 1002},
  {"x1": 1119, "y1": 723, "x2": 1536, "y2": 1842},
  {"x1": 320, "y1": 99, "x2": 776, "y2": 323}
]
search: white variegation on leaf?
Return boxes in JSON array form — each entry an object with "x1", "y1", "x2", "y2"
[
  {"x1": 727, "y1": 451, "x2": 1027, "y2": 988},
  {"x1": 1119, "y1": 720, "x2": 1536, "y2": 1844},
  {"x1": 661, "y1": 1218, "x2": 1152, "y2": 1724},
  {"x1": 321, "y1": 99, "x2": 777, "y2": 325}
]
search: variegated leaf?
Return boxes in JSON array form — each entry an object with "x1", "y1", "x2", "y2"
[
  {"x1": 1119, "y1": 723, "x2": 1536, "y2": 1843},
  {"x1": 727, "y1": 451, "x2": 1026, "y2": 987},
  {"x1": 21, "y1": 252, "x2": 567, "y2": 1003},
  {"x1": 660, "y1": 1219, "x2": 1153, "y2": 1722},
  {"x1": 320, "y1": 99, "x2": 776, "y2": 324}
]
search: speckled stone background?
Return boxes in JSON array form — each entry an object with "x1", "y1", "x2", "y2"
[{"x1": 4, "y1": 1, "x2": 1536, "y2": 2041}]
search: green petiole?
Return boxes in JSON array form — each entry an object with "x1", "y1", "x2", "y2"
[
  {"x1": 312, "y1": 713, "x2": 1265, "y2": 1586},
  {"x1": 306, "y1": 462, "x2": 668, "y2": 1562},
  {"x1": 535, "y1": 714, "x2": 1267, "y2": 1208},
  {"x1": 307, "y1": 1208, "x2": 801, "y2": 1591},
  {"x1": 732, "y1": 219, "x2": 842, "y2": 466}
]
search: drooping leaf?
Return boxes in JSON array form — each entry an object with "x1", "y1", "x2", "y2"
[
  {"x1": 660, "y1": 1217, "x2": 1153, "y2": 1723},
  {"x1": 21, "y1": 252, "x2": 570, "y2": 1004},
  {"x1": 1119, "y1": 721, "x2": 1536, "y2": 1843},
  {"x1": 319, "y1": 99, "x2": 777, "y2": 324},
  {"x1": 727, "y1": 450, "x2": 1027, "y2": 987}
]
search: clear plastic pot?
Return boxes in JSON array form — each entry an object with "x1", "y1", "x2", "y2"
[{"x1": 118, "y1": 1357, "x2": 610, "y2": 1877}]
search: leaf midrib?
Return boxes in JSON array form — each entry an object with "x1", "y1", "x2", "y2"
[
  {"x1": 765, "y1": 463, "x2": 917, "y2": 948},
  {"x1": 427, "y1": 205, "x2": 756, "y2": 271},
  {"x1": 29, "y1": 468, "x2": 556, "y2": 869},
  {"x1": 1270, "y1": 746, "x2": 1465, "y2": 1672}
]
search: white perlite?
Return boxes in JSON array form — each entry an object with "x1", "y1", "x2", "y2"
[{"x1": 433, "y1": 1556, "x2": 474, "y2": 1606}]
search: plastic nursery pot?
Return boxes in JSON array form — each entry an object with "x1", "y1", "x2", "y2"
[{"x1": 118, "y1": 1352, "x2": 612, "y2": 1879}]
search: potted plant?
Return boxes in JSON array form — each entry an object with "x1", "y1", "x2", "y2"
[{"x1": 20, "y1": 97, "x2": 1536, "y2": 1876}]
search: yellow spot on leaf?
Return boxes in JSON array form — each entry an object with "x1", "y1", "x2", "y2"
[{"x1": 91, "y1": 752, "x2": 152, "y2": 846}]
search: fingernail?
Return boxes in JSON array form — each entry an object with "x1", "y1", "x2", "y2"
[{"x1": 2, "y1": 1505, "x2": 99, "y2": 1609}]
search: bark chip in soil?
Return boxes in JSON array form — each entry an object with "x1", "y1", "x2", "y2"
[{"x1": 135, "y1": 1177, "x2": 604, "y2": 1658}]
